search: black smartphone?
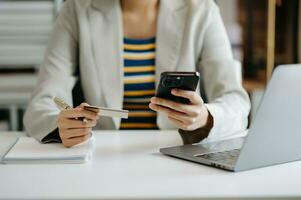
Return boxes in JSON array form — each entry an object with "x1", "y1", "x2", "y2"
[{"x1": 156, "y1": 72, "x2": 200, "y2": 104}]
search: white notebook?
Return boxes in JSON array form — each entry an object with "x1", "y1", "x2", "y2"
[{"x1": 3, "y1": 136, "x2": 94, "y2": 164}]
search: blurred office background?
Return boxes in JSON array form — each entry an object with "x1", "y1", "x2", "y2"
[{"x1": 0, "y1": 0, "x2": 300, "y2": 131}]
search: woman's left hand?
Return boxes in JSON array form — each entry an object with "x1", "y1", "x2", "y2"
[{"x1": 149, "y1": 89, "x2": 210, "y2": 131}]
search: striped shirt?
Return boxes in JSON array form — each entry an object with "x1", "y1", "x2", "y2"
[{"x1": 120, "y1": 37, "x2": 158, "y2": 130}]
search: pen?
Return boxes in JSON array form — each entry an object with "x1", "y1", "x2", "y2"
[{"x1": 53, "y1": 97, "x2": 88, "y2": 123}]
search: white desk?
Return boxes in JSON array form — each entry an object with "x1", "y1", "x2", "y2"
[{"x1": 0, "y1": 130, "x2": 301, "y2": 200}]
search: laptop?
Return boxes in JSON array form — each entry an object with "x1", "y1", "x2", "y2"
[{"x1": 160, "y1": 65, "x2": 301, "y2": 172}]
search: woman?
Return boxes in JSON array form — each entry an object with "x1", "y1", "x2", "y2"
[{"x1": 24, "y1": 0, "x2": 250, "y2": 147}]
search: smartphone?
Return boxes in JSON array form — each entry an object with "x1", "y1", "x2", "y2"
[{"x1": 156, "y1": 72, "x2": 200, "y2": 104}]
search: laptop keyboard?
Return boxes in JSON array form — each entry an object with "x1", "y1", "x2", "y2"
[{"x1": 195, "y1": 149, "x2": 241, "y2": 166}]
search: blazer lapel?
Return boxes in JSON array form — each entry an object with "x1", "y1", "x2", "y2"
[
  {"x1": 89, "y1": 0, "x2": 123, "y2": 128},
  {"x1": 88, "y1": 0, "x2": 188, "y2": 129},
  {"x1": 156, "y1": 0, "x2": 189, "y2": 86}
]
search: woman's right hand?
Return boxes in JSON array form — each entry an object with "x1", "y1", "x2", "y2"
[{"x1": 58, "y1": 103, "x2": 99, "y2": 148}]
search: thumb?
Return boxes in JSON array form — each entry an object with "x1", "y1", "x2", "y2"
[{"x1": 76, "y1": 102, "x2": 90, "y2": 109}]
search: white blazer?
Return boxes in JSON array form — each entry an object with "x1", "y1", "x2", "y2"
[{"x1": 24, "y1": 0, "x2": 250, "y2": 142}]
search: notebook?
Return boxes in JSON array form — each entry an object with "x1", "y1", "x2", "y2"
[{"x1": 2, "y1": 136, "x2": 94, "y2": 164}]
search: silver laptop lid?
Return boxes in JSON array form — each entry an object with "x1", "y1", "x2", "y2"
[{"x1": 235, "y1": 65, "x2": 301, "y2": 171}]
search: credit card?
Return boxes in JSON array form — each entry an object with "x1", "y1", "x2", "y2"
[{"x1": 83, "y1": 106, "x2": 129, "y2": 119}]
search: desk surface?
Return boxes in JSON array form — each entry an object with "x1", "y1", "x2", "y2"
[{"x1": 0, "y1": 130, "x2": 301, "y2": 200}]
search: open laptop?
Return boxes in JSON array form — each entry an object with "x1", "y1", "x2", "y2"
[{"x1": 160, "y1": 65, "x2": 301, "y2": 172}]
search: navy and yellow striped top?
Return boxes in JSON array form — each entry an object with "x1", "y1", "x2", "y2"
[{"x1": 120, "y1": 37, "x2": 158, "y2": 130}]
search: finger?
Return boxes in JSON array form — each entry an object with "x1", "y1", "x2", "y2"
[
  {"x1": 61, "y1": 108, "x2": 98, "y2": 120},
  {"x1": 63, "y1": 133, "x2": 91, "y2": 148},
  {"x1": 151, "y1": 97, "x2": 201, "y2": 117},
  {"x1": 171, "y1": 89, "x2": 203, "y2": 105},
  {"x1": 150, "y1": 102, "x2": 198, "y2": 125},
  {"x1": 60, "y1": 118, "x2": 97, "y2": 129},
  {"x1": 168, "y1": 115, "x2": 186, "y2": 129},
  {"x1": 149, "y1": 103, "x2": 187, "y2": 129},
  {"x1": 77, "y1": 102, "x2": 90, "y2": 109},
  {"x1": 63, "y1": 128, "x2": 92, "y2": 139},
  {"x1": 169, "y1": 112, "x2": 197, "y2": 126},
  {"x1": 76, "y1": 103, "x2": 94, "y2": 122},
  {"x1": 150, "y1": 97, "x2": 189, "y2": 114},
  {"x1": 149, "y1": 103, "x2": 185, "y2": 116},
  {"x1": 169, "y1": 115, "x2": 196, "y2": 131}
]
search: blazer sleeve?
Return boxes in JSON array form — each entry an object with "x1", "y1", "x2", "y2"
[
  {"x1": 181, "y1": 2, "x2": 251, "y2": 144},
  {"x1": 23, "y1": 1, "x2": 78, "y2": 142},
  {"x1": 200, "y1": 3, "x2": 250, "y2": 142}
]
